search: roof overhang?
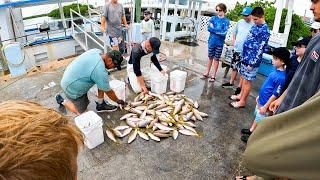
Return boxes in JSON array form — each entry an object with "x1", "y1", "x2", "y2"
[{"x1": 0, "y1": 0, "x2": 77, "y2": 9}]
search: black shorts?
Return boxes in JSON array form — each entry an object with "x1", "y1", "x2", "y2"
[
  {"x1": 230, "y1": 52, "x2": 241, "y2": 70},
  {"x1": 64, "y1": 93, "x2": 90, "y2": 113}
]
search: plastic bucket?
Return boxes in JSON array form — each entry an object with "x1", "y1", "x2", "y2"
[
  {"x1": 2, "y1": 42, "x2": 26, "y2": 77},
  {"x1": 151, "y1": 74, "x2": 168, "y2": 94},
  {"x1": 74, "y1": 111, "x2": 104, "y2": 149},
  {"x1": 170, "y1": 70, "x2": 187, "y2": 93},
  {"x1": 110, "y1": 80, "x2": 126, "y2": 102}
]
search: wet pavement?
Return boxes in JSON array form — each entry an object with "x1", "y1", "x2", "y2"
[{"x1": 0, "y1": 41, "x2": 267, "y2": 180}]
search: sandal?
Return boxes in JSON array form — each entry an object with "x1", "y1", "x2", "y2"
[
  {"x1": 229, "y1": 101, "x2": 245, "y2": 109},
  {"x1": 235, "y1": 175, "x2": 248, "y2": 180},
  {"x1": 209, "y1": 77, "x2": 216, "y2": 82},
  {"x1": 229, "y1": 95, "x2": 240, "y2": 101},
  {"x1": 200, "y1": 74, "x2": 209, "y2": 79}
]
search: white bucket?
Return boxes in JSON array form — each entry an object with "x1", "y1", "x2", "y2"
[
  {"x1": 2, "y1": 42, "x2": 27, "y2": 77},
  {"x1": 170, "y1": 70, "x2": 187, "y2": 93},
  {"x1": 151, "y1": 64, "x2": 168, "y2": 73},
  {"x1": 74, "y1": 111, "x2": 104, "y2": 149},
  {"x1": 110, "y1": 80, "x2": 126, "y2": 102},
  {"x1": 151, "y1": 74, "x2": 168, "y2": 94}
]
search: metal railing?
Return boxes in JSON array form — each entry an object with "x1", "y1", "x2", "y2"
[{"x1": 70, "y1": 9, "x2": 107, "y2": 52}]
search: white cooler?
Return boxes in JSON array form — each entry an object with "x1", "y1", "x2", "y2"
[
  {"x1": 75, "y1": 111, "x2": 104, "y2": 149},
  {"x1": 170, "y1": 70, "x2": 187, "y2": 93}
]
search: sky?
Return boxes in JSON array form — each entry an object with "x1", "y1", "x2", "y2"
[{"x1": 20, "y1": 0, "x2": 314, "y2": 18}]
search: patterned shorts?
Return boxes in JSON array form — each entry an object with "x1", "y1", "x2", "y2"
[
  {"x1": 208, "y1": 45, "x2": 223, "y2": 60},
  {"x1": 239, "y1": 62, "x2": 259, "y2": 81},
  {"x1": 254, "y1": 105, "x2": 269, "y2": 122},
  {"x1": 230, "y1": 52, "x2": 241, "y2": 70}
]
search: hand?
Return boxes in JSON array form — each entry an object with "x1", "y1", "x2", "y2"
[
  {"x1": 259, "y1": 106, "x2": 267, "y2": 115},
  {"x1": 160, "y1": 70, "x2": 166, "y2": 75},
  {"x1": 142, "y1": 86, "x2": 149, "y2": 94},
  {"x1": 116, "y1": 100, "x2": 125, "y2": 106},
  {"x1": 247, "y1": 65, "x2": 253, "y2": 71},
  {"x1": 101, "y1": 27, "x2": 105, "y2": 33},
  {"x1": 269, "y1": 99, "x2": 281, "y2": 113},
  {"x1": 125, "y1": 24, "x2": 129, "y2": 29}
]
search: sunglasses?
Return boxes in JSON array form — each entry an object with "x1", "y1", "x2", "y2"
[{"x1": 216, "y1": 9, "x2": 223, "y2": 12}]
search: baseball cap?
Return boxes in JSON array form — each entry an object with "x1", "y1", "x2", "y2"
[
  {"x1": 270, "y1": 47, "x2": 290, "y2": 63},
  {"x1": 107, "y1": 50, "x2": 123, "y2": 70},
  {"x1": 292, "y1": 36, "x2": 311, "y2": 47},
  {"x1": 241, "y1": 7, "x2": 253, "y2": 16},
  {"x1": 144, "y1": 10, "x2": 151, "y2": 15},
  {"x1": 311, "y1": 22, "x2": 320, "y2": 30},
  {"x1": 149, "y1": 37, "x2": 161, "y2": 54}
]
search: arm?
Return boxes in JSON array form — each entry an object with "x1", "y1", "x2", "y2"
[
  {"x1": 249, "y1": 29, "x2": 270, "y2": 67},
  {"x1": 131, "y1": 51, "x2": 149, "y2": 93},
  {"x1": 121, "y1": 5, "x2": 128, "y2": 28},
  {"x1": 151, "y1": 20, "x2": 155, "y2": 37},
  {"x1": 232, "y1": 22, "x2": 239, "y2": 46},
  {"x1": 269, "y1": 89, "x2": 288, "y2": 113},
  {"x1": 259, "y1": 95, "x2": 277, "y2": 114},
  {"x1": 151, "y1": 54, "x2": 163, "y2": 72},
  {"x1": 101, "y1": 16, "x2": 107, "y2": 32}
]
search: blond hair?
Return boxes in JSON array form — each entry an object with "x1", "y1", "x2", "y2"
[{"x1": 0, "y1": 101, "x2": 84, "y2": 180}]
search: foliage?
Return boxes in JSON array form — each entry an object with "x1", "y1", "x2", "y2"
[
  {"x1": 23, "y1": 14, "x2": 47, "y2": 20},
  {"x1": 48, "y1": 3, "x2": 93, "y2": 19},
  {"x1": 226, "y1": 1, "x2": 311, "y2": 48}
]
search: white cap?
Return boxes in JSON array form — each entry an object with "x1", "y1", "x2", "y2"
[{"x1": 311, "y1": 22, "x2": 320, "y2": 30}]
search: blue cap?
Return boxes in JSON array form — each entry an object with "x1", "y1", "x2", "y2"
[{"x1": 241, "y1": 7, "x2": 253, "y2": 16}]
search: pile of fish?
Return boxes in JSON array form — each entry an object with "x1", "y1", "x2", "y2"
[{"x1": 106, "y1": 91, "x2": 208, "y2": 143}]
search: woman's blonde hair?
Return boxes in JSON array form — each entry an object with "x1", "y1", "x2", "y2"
[{"x1": 0, "y1": 100, "x2": 84, "y2": 179}]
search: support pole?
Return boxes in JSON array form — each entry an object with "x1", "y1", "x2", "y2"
[
  {"x1": 161, "y1": 0, "x2": 169, "y2": 41},
  {"x1": 160, "y1": 0, "x2": 166, "y2": 39},
  {"x1": 283, "y1": 0, "x2": 294, "y2": 46},
  {"x1": 58, "y1": 2, "x2": 67, "y2": 29},
  {"x1": 273, "y1": 0, "x2": 284, "y2": 33},
  {"x1": 135, "y1": 0, "x2": 141, "y2": 23},
  {"x1": 0, "y1": 29, "x2": 9, "y2": 75}
]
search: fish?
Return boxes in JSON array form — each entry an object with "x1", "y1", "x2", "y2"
[
  {"x1": 155, "y1": 104, "x2": 167, "y2": 110},
  {"x1": 193, "y1": 109, "x2": 203, "y2": 121},
  {"x1": 191, "y1": 115, "x2": 197, "y2": 121},
  {"x1": 146, "y1": 117, "x2": 159, "y2": 129},
  {"x1": 122, "y1": 127, "x2": 132, "y2": 137},
  {"x1": 148, "y1": 133, "x2": 161, "y2": 142},
  {"x1": 130, "y1": 101, "x2": 143, "y2": 107},
  {"x1": 129, "y1": 108, "x2": 143, "y2": 115},
  {"x1": 177, "y1": 124, "x2": 185, "y2": 130},
  {"x1": 106, "y1": 129, "x2": 117, "y2": 142},
  {"x1": 137, "y1": 131, "x2": 149, "y2": 141},
  {"x1": 146, "y1": 109, "x2": 156, "y2": 116},
  {"x1": 127, "y1": 117, "x2": 143, "y2": 122},
  {"x1": 135, "y1": 106, "x2": 148, "y2": 111},
  {"x1": 128, "y1": 129, "x2": 138, "y2": 143},
  {"x1": 173, "y1": 99, "x2": 185, "y2": 115},
  {"x1": 197, "y1": 111, "x2": 208, "y2": 117},
  {"x1": 120, "y1": 113, "x2": 136, "y2": 120},
  {"x1": 153, "y1": 132, "x2": 171, "y2": 138},
  {"x1": 155, "y1": 130, "x2": 170, "y2": 134},
  {"x1": 183, "y1": 125, "x2": 197, "y2": 133},
  {"x1": 161, "y1": 121, "x2": 169, "y2": 126},
  {"x1": 172, "y1": 130, "x2": 179, "y2": 140},
  {"x1": 114, "y1": 125, "x2": 130, "y2": 131},
  {"x1": 147, "y1": 103, "x2": 157, "y2": 109},
  {"x1": 126, "y1": 119, "x2": 137, "y2": 128},
  {"x1": 186, "y1": 112, "x2": 193, "y2": 120},
  {"x1": 194, "y1": 101, "x2": 199, "y2": 109},
  {"x1": 112, "y1": 129, "x2": 123, "y2": 137},
  {"x1": 184, "y1": 121, "x2": 197, "y2": 127},
  {"x1": 179, "y1": 129, "x2": 198, "y2": 136},
  {"x1": 140, "y1": 109, "x2": 148, "y2": 119},
  {"x1": 155, "y1": 123, "x2": 174, "y2": 131},
  {"x1": 158, "y1": 107, "x2": 173, "y2": 112},
  {"x1": 137, "y1": 119, "x2": 151, "y2": 128}
]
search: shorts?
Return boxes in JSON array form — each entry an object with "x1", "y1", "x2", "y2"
[
  {"x1": 230, "y1": 52, "x2": 241, "y2": 70},
  {"x1": 208, "y1": 45, "x2": 223, "y2": 60},
  {"x1": 239, "y1": 62, "x2": 259, "y2": 81},
  {"x1": 254, "y1": 106, "x2": 269, "y2": 122},
  {"x1": 63, "y1": 93, "x2": 90, "y2": 114}
]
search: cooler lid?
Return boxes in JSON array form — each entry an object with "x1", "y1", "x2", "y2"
[{"x1": 74, "y1": 111, "x2": 102, "y2": 130}]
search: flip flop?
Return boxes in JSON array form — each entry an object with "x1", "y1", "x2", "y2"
[
  {"x1": 200, "y1": 74, "x2": 209, "y2": 79},
  {"x1": 229, "y1": 95, "x2": 240, "y2": 101},
  {"x1": 229, "y1": 101, "x2": 245, "y2": 109},
  {"x1": 209, "y1": 77, "x2": 216, "y2": 82}
]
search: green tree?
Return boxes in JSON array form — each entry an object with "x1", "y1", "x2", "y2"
[
  {"x1": 226, "y1": 1, "x2": 310, "y2": 48},
  {"x1": 48, "y1": 4, "x2": 93, "y2": 19}
]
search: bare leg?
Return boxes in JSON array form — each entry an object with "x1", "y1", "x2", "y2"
[
  {"x1": 250, "y1": 120, "x2": 258, "y2": 132},
  {"x1": 203, "y1": 58, "x2": 213, "y2": 76},
  {"x1": 211, "y1": 59, "x2": 219, "y2": 79},
  {"x1": 230, "y1": 70, "x2": 238, "y2": 85},
  {"x1": 98, "y1": 89, "x2": 104, "y2": 99},
  {"x1": 238, "y1": 79, "x2": 252, "y2": 106},
  {"x1": 62, "y1": 101, "x2": 80, "y2": 115},
  {"x1": 235, "y1": 76, "x2": 244, "y2": 99},
  {"x1": 238, "y1": 76, "x2": 243, "y2": 88}
]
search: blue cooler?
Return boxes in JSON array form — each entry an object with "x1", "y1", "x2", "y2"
[{"x1": 258, "y1": 53, "x2": 275, "y2": 76}]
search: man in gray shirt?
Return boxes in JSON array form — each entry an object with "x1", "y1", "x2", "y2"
[{"x1": 101, "y1": 0, "x2": 128, "y2": 52}]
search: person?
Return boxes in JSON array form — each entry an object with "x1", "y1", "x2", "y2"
[
  {"x1": 141, "y1": 10, "x2": 155, "y2": 41},
  {"x1": 101, "y1": 0, "x2": 129, "y2": 52},
  {"x1": 0, "y1": 100, "x2": 84, "y2": 179},
  {"x1": 127, "y1": 37, "x2": 166, "y2": 93},
  {"x1": 201, "y1": 3, "x2": 230, "y2": 82},
  {"x1": 222, "y1": 7, "x2": 254, "y2": 94},
  {"x1": 236, "y1": 0, "x2": 320, "y2": 179},
  {"x1": 269, "y1": 37, "x2": 311, "y2": 113},
  {"x1": 310, "y1": 21, "x2": 320, "y2": 37},
  {"x1": 240, "y1": 47, "x2": 290, "y2": 142},
  {"x1": 56, "y1": 49, "x2": 125, "y2": 115},
  {"x1": 230, "y1": 7, "x2": 270, "y2": 108}
]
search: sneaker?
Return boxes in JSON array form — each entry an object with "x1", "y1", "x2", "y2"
[
  {"x1": 222, "y1": 82, "x2": 234, "y2": 88},
  {"x1": 96, "y1": 100, "x2": 118, "y2": 112},
  {"x1": 241, "y1": 128, "x2": 252, "y2": 135},
  {"x1": 55, "y1": 93, "x2": 64, "y2": 105},
  {"x1": 234, "y1": 87, "x2": 241, "y2": 95},
  {"x1": 241, "y1": 134, "x2": 250, "y2": 143}
]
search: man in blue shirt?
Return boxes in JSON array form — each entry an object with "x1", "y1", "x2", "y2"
[
  {"x1": 222, "y1": 7, "x2": 254, "y2": 92},
  {"x1": 55, "y1": 49, "x2": 125, "y2": 115}
]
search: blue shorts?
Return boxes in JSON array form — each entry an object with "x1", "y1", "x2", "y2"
[
  {"x1": 208, "y1": 45, "x2": 223, "y2": 60},
  {"x1": 254, "y1": 106, "x2": 269, "y2": 122},
  {"x1": 239, "y1": 62, "x2": 259, "y2": 81}
]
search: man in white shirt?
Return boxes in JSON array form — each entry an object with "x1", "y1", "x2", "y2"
[{"x1": 141, "y1": 10, "x2": 155, "y2": 41}]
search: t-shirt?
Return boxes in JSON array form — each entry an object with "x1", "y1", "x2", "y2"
[
  {"x1": 276, "y1": 34, "x2": 320, "y2": 114},
  {"x1": 241, "y1": 23, "x2": 270, "y2": 68},
  {"x1": 128, "y1": 44, "x2": 162, "y2": 76},
  {"x1": 207, "y1": 16, "x2": 230, "y2": 47},
  {"x1": 103, "y1": 3, "x2": 125, "y2": 37},
  {"x1": 258, "y1": 69, "x2": 286, "y2": 106},
  {"x1": 141, "y1": 19, "x2": 154, "y2": 33},
  {"x1": 61, "y1": 49, "x2": 110, "y2": 99},
  {"x1": 233, "y1": 19, "x2": 254, "y2": 53}
]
